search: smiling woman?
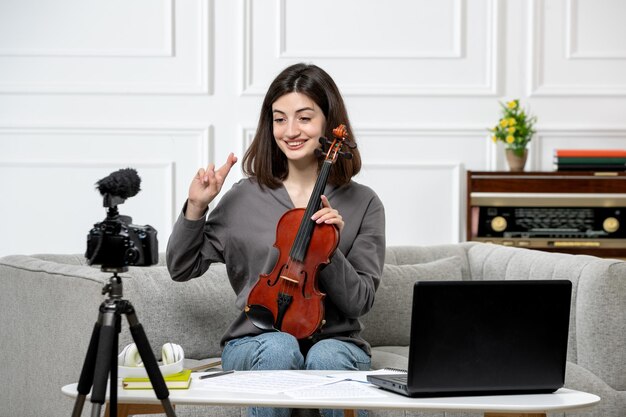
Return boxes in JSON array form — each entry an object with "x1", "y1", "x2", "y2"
[
  {"x1": 243, "y1": 63, "x2": 362, "y2": 190},
  {"x1": 166, "y1": 63, "x2": 386, "y2": 417}
]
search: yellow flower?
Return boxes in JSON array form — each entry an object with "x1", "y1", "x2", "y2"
[
  {"x1": 499, "y1": 119, "x2": 508, "y2": 128},
  {"x1": 508, "y1": 127, "x2": 516, "y2": 133},
  {"x1": 506, "y1": 135, "x2": 515, "y2": 144},
  {"x1": 508, "y1": 118, "x2": 517, "y2": 127},
  {"x1": 491, "y1": 135, "x2": 497, "y2": 143},
  {"x1": 507, "y1": 100, "x2": 518, "y2": 109}
]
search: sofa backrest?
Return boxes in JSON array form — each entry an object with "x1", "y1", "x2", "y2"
[
  {"x1": 361, "y1": 243, "x2": 626, "y2": 392},
  {"x1": 360, "y1": 245, "x2": 473, "y2": 347},
  {"x1": 118, "y1": 264, "x2": 237, "y2": 360}
]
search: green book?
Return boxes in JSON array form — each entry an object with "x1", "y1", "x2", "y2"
[
  {"x1": 122, "y1": 369, "x2": 192, "y2": 390},
  {"x1": 556, "y1": 157, "x2": 626, "y2": 164}
]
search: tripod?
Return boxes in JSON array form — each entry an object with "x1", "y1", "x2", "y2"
[{"x1": 71, "y1": 267, "x2": 177, "y2": 417}]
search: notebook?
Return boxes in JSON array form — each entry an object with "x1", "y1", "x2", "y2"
[{"x1": 367, "y1": 280, "x2": 572, "y2": 397}]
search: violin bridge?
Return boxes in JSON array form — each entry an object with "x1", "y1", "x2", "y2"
[{"x1": 279, "y1": 275, "x2": 298, "y2": 284}]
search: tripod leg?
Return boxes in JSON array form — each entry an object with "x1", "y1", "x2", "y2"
[
  {"x1": 90, "y1": 309, "x2": 117, "y2": 417},
  {"x1": 71, "y1": 320, "x2": 102, "y2": 417},
  {"x1": 125, "y1": 308, "x2": 177, "y2": 417},
  {"x1": 108, "y1": 314, "x2": 121, "y2": 417}
]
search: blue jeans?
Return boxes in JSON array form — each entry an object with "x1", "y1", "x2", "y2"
[{"x1": 222, "y1": 332, "x2": 371, "y2": 417}]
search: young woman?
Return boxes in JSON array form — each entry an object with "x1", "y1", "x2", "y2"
[{"x1": 166, "y1": 63, "x2": 385, "y2": 417}]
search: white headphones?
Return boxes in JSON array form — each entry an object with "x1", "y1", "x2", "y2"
[{"x1": 118, "y1": 342, "x2": 184, "y2": 367}]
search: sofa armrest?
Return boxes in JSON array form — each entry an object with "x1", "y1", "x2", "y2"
[
  {"x1": 0, "y1": 255, "x2": 106, "y2": 417},
  {"x1": 577, "y1": 260, "x2": 626, "y2": 391},
  {"x1": 465, "y1": 243, "x2": 626, "y2": 392}
]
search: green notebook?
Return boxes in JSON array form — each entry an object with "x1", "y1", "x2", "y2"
[{"x1": 122, "y1": 369, "x2": 192, "y2": 390}]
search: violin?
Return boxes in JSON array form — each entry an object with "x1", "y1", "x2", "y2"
[{"x1": 245, "y1": 124, "x2": 356, "y2": 339}]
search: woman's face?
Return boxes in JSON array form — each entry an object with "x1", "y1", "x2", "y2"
[{"x1": 272, "y1": 92, "x2": 326, "y2": 167}]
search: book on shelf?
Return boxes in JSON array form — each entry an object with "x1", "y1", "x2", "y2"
[
  {"x1": 554, "y1": 149, "x2": 626, "y2": 158},
  {"x1": 555, "y1": 157, "x2": 626, "y2": 165},
  {"x1": 555, "y1": 163, "x2": 626, "y2": 171},
  {"x1": 122, "y1": 369, "x2": 192, "y2": 390}
]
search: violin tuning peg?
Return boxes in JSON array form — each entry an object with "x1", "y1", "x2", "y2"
[
  {"x1": 318, "y1": 136, "x2": 329, "y2": 145},
  {"x1": 314, "y1": 148, "x2": 325, "y2": 158},
  {"x1": 339, "y1": 151, "x2": 353, "y2": 160},
  {"x1": 344, "y1": 139, "x2": 357, "y2": 149}
]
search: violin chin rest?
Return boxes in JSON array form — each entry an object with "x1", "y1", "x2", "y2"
[{"x1": 245, "y1": 304, "x2": 278, "y2": 332}]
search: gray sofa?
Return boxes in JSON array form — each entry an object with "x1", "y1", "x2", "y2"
[{"x1": 1, "y1": 242, "x2": 624, "y2": 417}]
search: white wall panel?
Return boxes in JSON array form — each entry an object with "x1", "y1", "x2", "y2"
[
  {"x1": 0, "y1": 0, "x2": 210, "y2": 94},
  {"x1": 279, "y1": 0, "x2": 462, "y2": 59},
  {"x1": 0, "y1": 126, "x2": 212, "y2": 256},
  {"x1": 0, "y1": 0, "x2": 173, "y2": 57},
  {"x1": 354, "y1": 128, "x2": 489, "y2": 245},
  {"x1": 528, "y1": 0, "x2": 626, "y2": 96},
  {"x1": 242, "y1": 0, "x2": 500, "y2": 96},
  {"x1": 534, "y1": 128, "x2": 626, "y2": 171},
  {"x1": 357, "y1": 163, "x2": 463, "y2": 245},
  {"x1": 566, "y1": 0, "x2": 626, "y2": 59}
]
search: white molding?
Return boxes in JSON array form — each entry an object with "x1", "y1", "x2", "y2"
[
  {"x1": 565, "y1": 0, "x2": 626, "y2": 60},
  {"x1": 242, "y1": 127, "x2": 255, "y2": 156},
  {"x1": 277, "y1": 0, "x2": 464, "y2": 59},
  {"x1": 363, "y1": 162, "x2": 463, "y2": 244},
  {"x1": 0, "y1": 160, "x2": 175, "y2": 225},
  {"x1": 0, "y1": 124, "x2": 212, "y2": 223},
  {"x1": 0, "y1": 124, "x2": 212, "y2": 167},
  {"x1": 528, "y1": 0, "x2": 626, "y2": 96},
  {"x1": 241, "y1": 0, "x2": 254, "y2": 97},
  {"x1": 0, "y1": 0, "x2": 211, "y2": 95},
  {"x1": 241, "y1": 0, "x2": 500, "y2": 96},
  {"x1": 0, "y1": 0, "x2": 174, "y2": 58},
  {"x1": 535, "y1": 126, "x2": 626, "y2": 136}
]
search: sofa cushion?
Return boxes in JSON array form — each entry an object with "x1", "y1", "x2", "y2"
[
  {"x1": 371, "y1": 346, "x2": 410, "y2": 370},
  {"x1": 360, "y1": 256, "x2": 464, "y2": 347}
]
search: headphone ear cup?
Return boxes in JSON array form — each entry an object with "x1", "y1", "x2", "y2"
[
  {"x1": 119, "y1": 343, "x2": 143, "y2": 367},
  {"x1": 161, "y1": 342, "x2": 184, "y2": 365},
  {"x1": 173, "y1": 343, "x2": 184, "y2": 363},
  {"x1": 161, "y1": 342, "x2": 175, "y2": 365}
]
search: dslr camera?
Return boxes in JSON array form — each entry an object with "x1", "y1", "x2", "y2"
[{"x1": 85, "y1": 168, "x2": 158, "y2": 270}]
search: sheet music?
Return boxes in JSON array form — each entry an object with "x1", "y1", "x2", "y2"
[
  {"x1": 284, "y1": 380, "x2": 387, "y2": 399},
  {"x1": 193, "y1": 371, "x2": 332, "y2": 394},
  {"x1": 325, "y1": 368, "x2": 407, "y2": 383}
]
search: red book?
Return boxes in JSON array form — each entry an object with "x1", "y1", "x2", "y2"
[{"x1": 555, "y1": 149, "x2": 626, "y2": 157}]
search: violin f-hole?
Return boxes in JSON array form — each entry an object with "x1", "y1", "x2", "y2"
[{"x1": 266, "y1": 264, "x2": 287, "y2": 287}]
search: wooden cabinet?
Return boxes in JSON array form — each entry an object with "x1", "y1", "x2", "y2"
[{"x1": 466, "y1": 171, "x2": 626, "y2": 258}]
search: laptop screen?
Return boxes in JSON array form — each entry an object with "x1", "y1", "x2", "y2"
[{"x1": 405, "y1": 280, "x2": 572, "y2": 395}]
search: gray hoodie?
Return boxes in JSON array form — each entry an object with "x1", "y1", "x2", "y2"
[{"x1": 166, "y1": 178, "x2": 386, "y2": 354}]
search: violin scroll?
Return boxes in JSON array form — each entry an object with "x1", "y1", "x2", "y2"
[
  {"x1": 316, "y1": 124, "x2": 357, "y2": 160},
  {"x1": 333, "y1": 124, "x2": 348, "y2": 140}
]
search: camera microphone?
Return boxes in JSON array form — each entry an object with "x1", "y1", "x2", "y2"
[{"x1": 96, "y1": 168, "x2": 141, "y2": 199}]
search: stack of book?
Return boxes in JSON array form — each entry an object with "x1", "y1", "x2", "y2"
[
  {"x1": 122, "y1": 369, "x2": 192, "y2": 390},
  {"x1": 554, "y1": 149, "x2": 626, "y2": 172}
]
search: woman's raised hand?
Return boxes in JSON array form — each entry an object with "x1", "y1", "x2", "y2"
[{"x1": 186, "y1": 153, "x2": 238, "y2": 220}]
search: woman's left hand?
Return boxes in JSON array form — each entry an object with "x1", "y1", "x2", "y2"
[{"x1": 312, "y1": 195, "x2": 344, "y2": 233}]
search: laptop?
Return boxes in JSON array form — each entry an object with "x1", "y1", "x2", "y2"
[{"x1": 367, "y1": 280, "x2": 572, "y2": 397}]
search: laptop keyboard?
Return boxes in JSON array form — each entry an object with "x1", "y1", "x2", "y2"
[{"x1": 386, "y1": 374, "x2": 408, "y2": 383}]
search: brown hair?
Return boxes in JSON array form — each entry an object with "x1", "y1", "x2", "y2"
[{"x1": 242, "y1": 63, "x2": 361, "y2": 189}]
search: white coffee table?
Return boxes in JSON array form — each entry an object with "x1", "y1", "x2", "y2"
[{"x1": 62, "y1": 370, "x2": 600, "y2": 417}]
